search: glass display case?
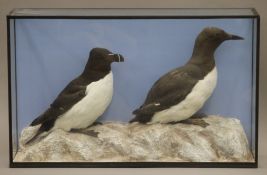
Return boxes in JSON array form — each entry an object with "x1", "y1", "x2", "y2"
[{"x1": 7, "y1": 8, "x2": 260, "y2": 168}]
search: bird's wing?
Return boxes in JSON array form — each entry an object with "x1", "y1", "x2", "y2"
[
  {"x1": 30, "y1": 78, "x2": 87, "y2": 126},
  {"x1": 133, "y1": 65, "x2": 203, "y2": 116}
]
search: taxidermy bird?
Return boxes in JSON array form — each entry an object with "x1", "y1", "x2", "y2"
[
  {"x1": 26, "y1": 48, "x2": 124, "y2": 144},
  {"x1": 130, "y1": 27, "x2": 243, "y2": 126}
]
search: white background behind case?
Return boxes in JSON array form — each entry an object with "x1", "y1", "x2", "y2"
[{"x1": 0, "y1": 1, "x2": 267, "y2": 174}]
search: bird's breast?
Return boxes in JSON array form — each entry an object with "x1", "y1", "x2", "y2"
[
  {"x1": 54, "y1": 72, "x2": 114, "y2": 131},
  {"x1": 151, "y1": 67, "x2": 217, "y2": 123}
]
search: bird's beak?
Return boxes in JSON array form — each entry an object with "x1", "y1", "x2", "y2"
[
  {"x1": 107, "y1": 53, "x2": 125, "y2": 63},
  {"x1": 227, "y1": 33, "x2": 244, "y2": 40}
]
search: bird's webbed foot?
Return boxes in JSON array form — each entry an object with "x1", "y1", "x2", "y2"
[
  {"x1": 70, "y1": 128, "x2": 99, "y2": 138},
  {"x1": 167, "y1": 118, "x2": 209, "y2": 128},
  {"x1": 180, "y1": 118, "x2": 209, "y2": 128}
]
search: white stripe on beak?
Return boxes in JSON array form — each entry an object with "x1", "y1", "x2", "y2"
[{"x1": 117, "y1": 54, "x2": 121, "y2": 62}]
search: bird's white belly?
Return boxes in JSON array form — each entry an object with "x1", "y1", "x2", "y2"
[
  {"x1": 151, "y1": 67, "x2": 217, "y2": 124},
  {"x1": 54, "y1": 72, "x2": 113, "y2": 131}
]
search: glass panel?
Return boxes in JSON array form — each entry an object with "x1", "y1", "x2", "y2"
[
  {"x1": 251, "y1": 18, "x2": 258, "y2": 158},
  {"x1": 15, "y1": 19, "x2": 254, "y2": 144},
  {"x1": 8, "y1": 8, "x2": 258, "y2": 164},
  {"x1": 9, "y1": 18, "x2": 19, "y2": 159}
]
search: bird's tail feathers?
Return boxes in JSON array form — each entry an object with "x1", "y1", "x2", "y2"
[
  {"x1": 26, "y1": 119, "x2": 54, "y2": 145},
  {"x1": 129, "y1": 117, "x2": 138, "y2": 123},
  {"x1": 132, "y1": 109, "x2": 140, "y2": 115},
  {"x1": 30, "y1": 116, "x2": 42, "y2": 126},
  {"x1": 30, "y1": 111, "x2": 49, "y2": 126},
  {"x1": 25, "y1": 128, "x2": 45, "y2": 145},
  {"x1": 30, "y1": 107, "x2": 61, "y2": 126}
]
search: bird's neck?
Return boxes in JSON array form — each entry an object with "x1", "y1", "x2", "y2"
[
  {"x1": 189, "y1": 41, "x2": 217, "y2": 66},
  {"x1": 188, "y1": 54, "x2": 215, "y2": 67},
  {"x1": 192, "y1": 41, "x2": 217, "y2": 58},
  {"x1": 81, "y1": 62, "x2": 111, "y2": 79}
]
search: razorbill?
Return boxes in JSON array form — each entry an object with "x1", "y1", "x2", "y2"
[
  {"x1": 27, "y1": 48, "x2": 124, "y2": 144},
  {"x1": 129, "y1": 27, "x2": 243, "y2": 125}
]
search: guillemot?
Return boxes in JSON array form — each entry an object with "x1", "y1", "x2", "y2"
[{"x1": 130, "y1": 27, "x2": 243, "y2": 126}]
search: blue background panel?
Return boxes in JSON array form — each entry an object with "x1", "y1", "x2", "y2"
[{"x1": 15, "y1": 19, "x2": 253, "y2": 142}]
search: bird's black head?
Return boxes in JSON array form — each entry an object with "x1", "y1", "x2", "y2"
[
  {"x1": 192, "y1": 27, "x2": 243, "y2": 57},
  {"x1": 83, "y1": 48, "x2": 124, "y2": 74}
]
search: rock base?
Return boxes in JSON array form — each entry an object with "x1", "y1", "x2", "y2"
[{"x1": 14, "y1": 116, "x2": 254, "y2": 162}]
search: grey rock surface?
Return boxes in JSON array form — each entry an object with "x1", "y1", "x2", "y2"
[{"x1": 14, "y1": 116, "x2": 254, "y2": 162}]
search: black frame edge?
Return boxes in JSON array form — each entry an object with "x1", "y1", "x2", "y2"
[
  {"x1": 10, "y1": 162, "x2": 257, "y2": 168},
  {"x1": 6, "y1": 15, "x2": 257, "y2": 19},
  {"x1": 254, "y1": 14, "x2": 260, "y2": 168},
  {"x1": 7, "y1": 15, "x2": 14, "y2": 167}
]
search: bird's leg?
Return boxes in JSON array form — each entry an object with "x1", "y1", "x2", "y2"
[
  {"x1": 167, "y1": 121, "x2": 180, "y2": 125},
  {"x1": 91, "y1": 121, "x2": 103, "y2": 126},
  {"x1": 190, "y1": 113, "x2": 208, "y2": 119},
  {"x1": 70, "y1": 128, "x2": 99, "y2": 138},
  {"x1": 70, "y1": 121, "x2": 103, "y2": 137}
]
